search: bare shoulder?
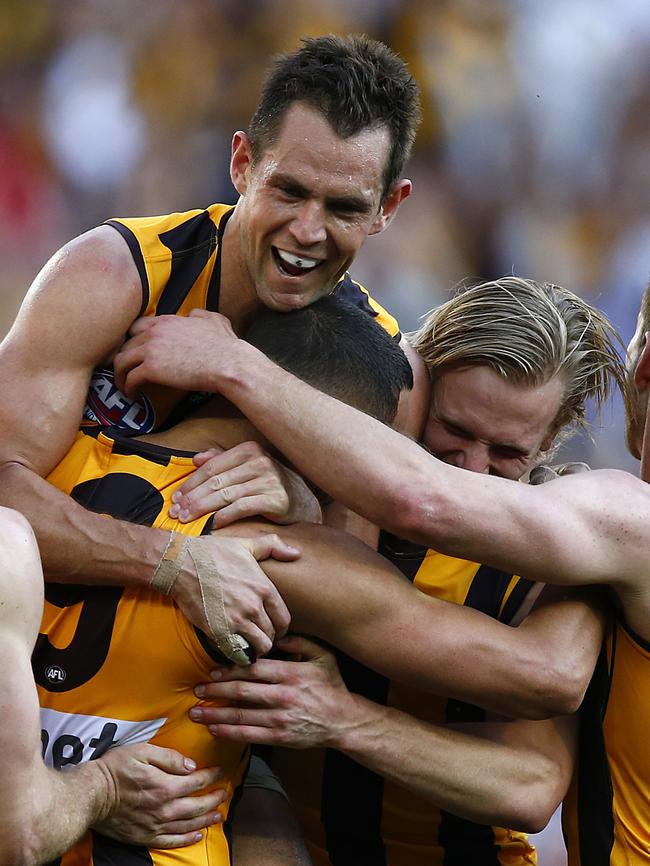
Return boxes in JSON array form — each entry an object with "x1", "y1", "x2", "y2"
[
  {"x1": 214, "y1": 517, "x2": 382, "y2": 566},
  {"x1": 5, "y1": 225, "x2": 142, "y2": 366}
]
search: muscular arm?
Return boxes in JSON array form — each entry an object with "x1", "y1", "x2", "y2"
[
  {"x1": 123, "y1": 323, "x2": 645, "y2": 635},
  {"x1": 0, "y1": 227, "x2": 172, "y2": 585},
  {"x1": 336, "y1": 708, "x2": 575, "y2": 833},
  {"x1": 198, "y1": 636, "x2": 576, "y2": 834},
  {"x1": 0, "y1": 506, "x2": 112, "y2": 863},
  {"x1": 0, "y1": 507, "x2": 238, "y2": 862},
  {"x1": 216, "y1": 521, "x2": 604, "y2": 719},
  {"x1": 0, "y1": 240, "x2": 293, "y2": 655}
]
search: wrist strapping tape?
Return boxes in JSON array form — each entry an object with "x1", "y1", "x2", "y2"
[
  {"x1": 186, "y1": 542, "x2": 254, "y2": 666},
  {"x1": 150, "y1": 532, "x2": 189, "y2": 595}
]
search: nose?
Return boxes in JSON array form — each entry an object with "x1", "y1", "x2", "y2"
[
  {"x1": 454, "y1": 444, "x2": 491, "y2": 475},
  {"x1": 289, "y1": 201, "x2": 327, "y2": 247}
]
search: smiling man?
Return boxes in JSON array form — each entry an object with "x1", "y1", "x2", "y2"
[{"x1": 0, "y1": 34, "x2": 425, "y2": 661}]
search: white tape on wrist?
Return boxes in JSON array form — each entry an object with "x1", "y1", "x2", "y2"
[
  {"x1": 186, "y1": 542, "x2": 254, "y2": 666},
  {"x1": 150, "y1": 532, "x2": 189, "y2": 595}
]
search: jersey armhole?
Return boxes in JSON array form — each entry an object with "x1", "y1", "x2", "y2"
[{"x1": 105, "y1": 219, "x2": 150, "y2": 316}]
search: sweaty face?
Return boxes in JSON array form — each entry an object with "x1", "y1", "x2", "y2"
[
  {"x1": 231, "y1": 102, "x2": 392, "y2": 312},
  {"x1": 423, "y1": 366, "x2": 564, "y2": 480}
]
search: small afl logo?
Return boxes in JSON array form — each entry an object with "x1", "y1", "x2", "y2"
[
  {"x1": 83, "y1": 367, "x2": 155, "y2": 433},
  {"x1": 45, "y1": 665, "x2": 66, "y2": 684}
]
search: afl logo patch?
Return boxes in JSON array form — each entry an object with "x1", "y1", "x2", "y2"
[
  {"x1": 45, "y1": 665, "x2": 66, "y2": 684},
  {"x1": 83, "y1": 367, "x2": 155, "y2": 433}
]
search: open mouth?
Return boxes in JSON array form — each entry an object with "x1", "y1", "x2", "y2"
[{"x1": 273, "y1": 247, "x2": 323, "y2": 277}]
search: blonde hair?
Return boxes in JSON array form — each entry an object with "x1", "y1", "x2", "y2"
[{"x1": 410, "y1": 276, "x2": 626, "y2": 441}]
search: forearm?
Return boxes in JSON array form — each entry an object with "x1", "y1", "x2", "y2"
[
  {"x1": 247, "y1": 522, "x2": 586, "y2": 719},
  {"x1": 332, "y1": 696, "x2": 568, "y2": 833},
  {"x1": 216, "y1": 344, "x2": 430, "y2": 530},
  {"x1": 216, "y1": 346, "x2": 618, "y2": 588},
  {"x1": 3, "y1": 760, "x2": 111, "y2": 866},
  {"x1": 0, "y1": 462, "x2": 167, "y2": 587}
]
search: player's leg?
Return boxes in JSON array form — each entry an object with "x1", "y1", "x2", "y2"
[{"x1": 231, "y1": 754, "x2": 312, "y2": 866}]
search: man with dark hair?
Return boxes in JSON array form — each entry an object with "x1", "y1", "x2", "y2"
[
  {"x1": 0, "y1": 34, "x2": 425, "y2": 663},
  {"x1": 244, "y1": 297, "x2": 412, "y2": 425},
  {"x1": 248, "y1": 34, "x2": 420, "y2": 200}
]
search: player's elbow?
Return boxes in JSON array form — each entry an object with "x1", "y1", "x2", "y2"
[
  {"x1": 499, "y1": 763, "x2": 564, "y2": 833},
  {"x1": 534, "y1": 659, "x2": 589, "y2": 718},
  {"x1": 390, "y1": 484, "x2": 456, "y2": 549}
]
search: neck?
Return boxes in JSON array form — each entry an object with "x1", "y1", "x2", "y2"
[
  {"x1": 138, "y1": 402, "x2": 272, "y2": 456},
  {"x1": 219, "y1": 204, "x2": 261, "y2": 334}
]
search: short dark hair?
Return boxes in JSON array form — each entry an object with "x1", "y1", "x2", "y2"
[
  {"x1": 248, "y1": 34, "x2": 421, "y2": 199},
  {"x1": 244, "y1": 295, "x2": 413, "y2": 425}
]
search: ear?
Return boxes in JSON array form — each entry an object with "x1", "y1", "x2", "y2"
[
  {"x1": 540, "y1": 430, "x2": 556, "y2": 453},
  {"x1": 633, "y1": 332, "x2": 650, "y2": 389},
  {"x1": 230, "y1": 131, "x2": 254, "y2": 196},
  {"x1": 369, "y1": 179, "x2": 412, "y2": 235}
]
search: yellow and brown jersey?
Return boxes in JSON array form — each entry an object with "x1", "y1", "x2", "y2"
[
  {"x1": 564, "y1": 619, "x2": 650, "y2": 865},
  {"x1": 82, "y1": 204, "x2": 400, "y2": 434},
  {"x1": 36, "y1": 429, "x2": 247, "y2": 866},
  {"x1": 273, "y1": 532, "x2": 538, "y2": 866}
]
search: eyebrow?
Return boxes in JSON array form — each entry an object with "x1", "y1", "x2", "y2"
[
  {"x1": 271, "y1": 173, "x2": 373, "y2": 214},
  {"x1": 438, "y1": 412, "x2": 532, "y2": 457}
]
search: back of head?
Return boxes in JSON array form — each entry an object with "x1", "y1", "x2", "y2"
[
  {"x1": 243, "y1": 295, "x2": 413, "y2": 425},
  {"x1": 248, "y1": 34, "x2": 421, "y2": 198},
  {"x1": 411, "y1": 276, "x2": 626, "y2": 442}
]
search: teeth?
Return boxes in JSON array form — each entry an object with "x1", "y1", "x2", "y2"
[{"x1": 277, "y1": 249, "x2": 319, "y2": 270}]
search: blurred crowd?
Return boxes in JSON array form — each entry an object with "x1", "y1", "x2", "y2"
[{"x1": 1, "y1": 0, "x2": 647, "y2": 470}]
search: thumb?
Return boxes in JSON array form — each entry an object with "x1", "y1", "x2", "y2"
[{"x1": 245, "y1": 533, "x2": 301, "y2": 562}]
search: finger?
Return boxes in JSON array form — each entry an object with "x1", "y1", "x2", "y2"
[
  {"x1": 216, "y1": 656, "x2": 294, "y2": 681},
  {"x1": 128, "y1": 316, "x2": 159, "y2": 336},
  {"x1": 204, "y1": 706, "x2": 281, "y2": 728},
  {"x1": 173, "y1": 482, "x2": 272, "y2": 523},
  {"x1": 234, "y1": 620, "x2": 273, "y2": 658},
  {"x1": 528, "y1": 466, "x2": 558, "y2": 485},
  {"x1": 188, "y1": 308, "x2": 217, "y2": 320},
  {"x1": 192, "y1": 448, "x2": 225, "y2": 468},
  {"x1": 151, "y1": 830, "x2": 206, "y2": 849},
  {"x1": 231, "y1": 601, "x2": 275, "y2": 651},
  {"x1": 207, "y1": 723, "x2": 282, "y2": 745},
  {"x1": 275, "y1": 634, "x2": 329, "y2": 659},
  {"x1": 192, "y1": 681, "x2": 285, "y2": 710},
  {"x1": 261, "y1": 585, "x2": 291, "y2": 641},
  {"x1": 556, "y1": 461, "x2": 591, "y2": 476},
  {"x1": 209, "y1": 496, "x2": 281, "y2": 528},
  {"x1": 161, "y1": 787, "x2": 229, "y2": 823},
  {"x1": 135, "y1": 744, "x2": 201, "y2": 775},
  {"x1": 178, "y1": 444, "x2": 267, "y2": 498},
  {"x1": 151, "y1": 812, "x2": 223, "y2": 846},
  {"x1": 247, "y1": 533, "x2": 300, "y2": 563},
  {"x1": 113, "y1": 344, "x2": 147, "y2": 395}
]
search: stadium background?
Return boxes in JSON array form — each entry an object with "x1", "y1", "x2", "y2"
[{"x1": 1, "y1": 1, "x2": 647, "y2": 862}]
